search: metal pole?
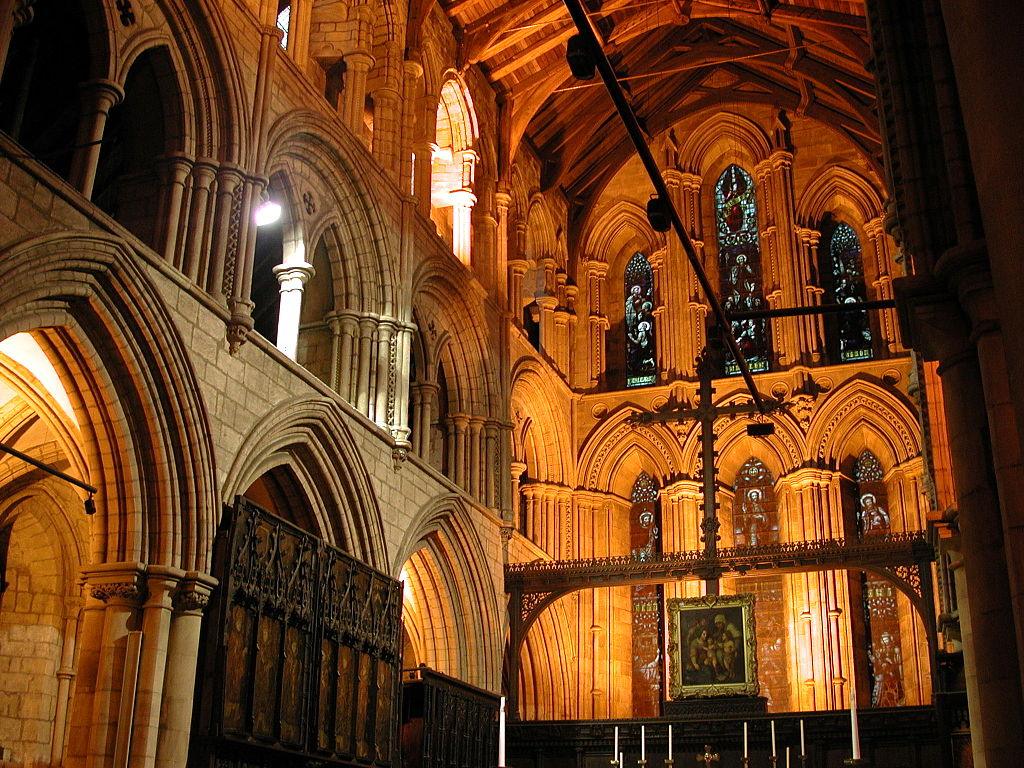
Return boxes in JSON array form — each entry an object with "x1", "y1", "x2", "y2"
[
  {"x1": 561, "y1": 0, "x2": 767, "y2": 414},
  {"x1": 0, "y1": 441, "x2": 97, "y2": 494}
]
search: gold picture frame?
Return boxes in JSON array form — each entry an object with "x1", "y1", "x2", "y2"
[{"x1": 667, "y1": 593, "x2": 759, "y2": 699}]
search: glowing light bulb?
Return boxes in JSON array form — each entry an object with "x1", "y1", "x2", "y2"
[{"x1": 254, "y1": 200, "x2": 282, "y2": 226}]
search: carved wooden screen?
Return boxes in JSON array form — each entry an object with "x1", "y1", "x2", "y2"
[
  {"x1": 192, "y1": 498, "x2": 403, "y2": 768},
  {"x1": 400, "y1": 666, "x2": 499, "y2": 768}
]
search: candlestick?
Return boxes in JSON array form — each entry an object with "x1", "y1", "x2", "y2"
[
  {"x1": 771, "y1": 720, "x2": 777, "y2": 757},
  {"x1": 498, "y1": 696, "x2": 506, "y2": 768},
  {"x1": 641, "y1": 725, "x2": 646, "y2": 762},
  {"x1": 800, "y1": 719, "x2": 805, "y2": 757},
  {"x1": 668, "y1": 724, "x2": 673, "y2": 761},
  {"x1": 743, "y1": 722, "x2": 748, "y2": 759},
  {"x1": 851, "y1": 685, "x2": 861, "y2": 760}
]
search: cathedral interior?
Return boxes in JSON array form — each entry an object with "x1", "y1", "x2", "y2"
[{"x1": 0, "y1": 1, "x2": 1022, "y2": 767}]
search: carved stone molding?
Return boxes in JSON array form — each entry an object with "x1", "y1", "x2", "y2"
[{"x1": 90, "y1": 581, "x2": 145, "y2": 603}]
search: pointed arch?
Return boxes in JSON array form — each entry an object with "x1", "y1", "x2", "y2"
[
  {"x1": 580, "y1": 200, "x2": 661, "y2": 264},
  {"x1": 510, "y1": 358, "x2": 571, "y2": 486},
  {"x1": 578, "y1": 407, "x2": 684, "y2": 494},
  {"x1": 796, "y1": 166, "x2": 885, "y2": 227},
  {"x1": 0, "y1": 232, "x2": 218, "y2": 571},
  {"x1": 220, "y1": 396, "x2": 387, "y2": 569},
  {"x1": 676, "y1": 111, "x2": 773, "y2": 175}
]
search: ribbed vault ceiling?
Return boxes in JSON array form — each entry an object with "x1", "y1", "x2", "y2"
[{"x1": 437, "y1": 0, "x2": 876, "y2": 204}]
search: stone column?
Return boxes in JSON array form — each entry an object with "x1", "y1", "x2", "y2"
[
  {"x1": 552, "y1": 307, "x2": 570, "y2": 374},
  {"x1": 585, "y1": 262, "x2": 609, "y2": 386},
  {"x1": 417, "y1": 382, "x2": 438, "y2": 460},
  {"x1": 128, "y1": 568, "x2": 181, "y2": 768},
  {"x1": 494, "y1": 191, "x2": 512, "y2": 310},
  {"x1": 69, "y1": 79, "x2": 124, "y2": 199},
  {"x1": 332, "y1": 311, "x2": 360, "y2": 401},
  {"x1": 341, "y1": 51, "x2": 375, "y2": 136},
  {"x1": 154, "y1": 153, "x2": 193, "y2": 267},
  {"x1": 450, "y1": 186, "x2": 476, "y2": 266},
  {"x1": 372, "y1": 87, "x2": 401, "y2": 175},
  {"x1": 355, "y1": 315, "x2": 376, "y2": 414},
  {"x1": 206, "y1": 164, "x2": 244, "y2": 300},
  {"x1": 154, "y1": 572, "x2": 216, "y2": 768},
  {"x1": 50, "y1": 596, "x2": 83, "y2": 766},
  {"x1": 677, "y1": 172, "x2": 706, "y2": 377},
  {"x1": 181, "y1": 159, "x2": 218, "y2": 284},
  {"x1": 864, "y1": 216, "x2": 900, "y2": 353},
  {"x1": 372, "y1": 319, "x2": 395, "y2": 426},
  {"x1": 508, "y1": 258, "x2": 530, "y2": 321},
  {"x1": 451, "y1": 415, "x2": 469, "y2": 489},
  {"x1": 273, "y1": 261, "x2": 315, "y2": 360},
  {"x1": 510, "y1": 461, "x2": 527, "y2": 529},
  {"x1": 536, "y1": 294, "x2": 558, "y2": 360},
  {"x1": 83, "y1": 564, "x2": 146, "y2": 768},
  {"x1": 400, "y1": 60, "x2": 424, "y2": 196},
  {"x1": 467, "y1": 417, "x2": 482, "y2": 500},
  {"x1": 289, "y1": 0, "x2": 312, "y2": 67},
  {"x1": 795, "y1": 227, "x2": 826, "y2": 362}
]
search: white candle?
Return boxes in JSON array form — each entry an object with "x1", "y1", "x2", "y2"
[
  {"x1": 641, "y1": 725, "x2": 646, "y2": 761},
  {"x1": 614, "y1": 726, "x2": 619, "y2": 761},
  {"x1": 800, "y1": 719, "x2": 805, "y2": 757},
  {"x1": 786, "y1": 746, "x2": 790, "y2": 768},
  {"x1": 668, "y1": 725, "x2": 673, "y2": 761},
  {"x1": 851, "y1": 686, "x2": 862, "y2": 760},
  {"x1": 620, "y1": 752, "x2": 624, "y2": 768},
  {"x1": 498, "y1": 696, "x2": 506, "y2": 767},
  {"x1": 743, "y1": 722, "x2": 748, "y2": 759},
  {"x1": 771, "y1": 720, "x2": 777, "y2": 757}
]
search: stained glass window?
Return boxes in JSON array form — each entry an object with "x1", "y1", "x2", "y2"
[
  {"x1": 827, "y1": 223, "x2": 873, "y2": 362},
  {"x1": 624, "y1": 252, "x2": 657, "y2": 387},
  {"x1": 630, "y1": 473, "x2": 663, "y2": 716},
  {"x1": 715, "y1": 165, "x2": 769, "y2": 375},
  {"x1": 733, "y1": 458, "x2": 789, "y2": 709},
  {"x1": 853, "y1": 450, "x2": 904, "y2": 706}
]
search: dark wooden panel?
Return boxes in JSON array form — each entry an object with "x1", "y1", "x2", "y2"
[{"x1": 190, "y1": 498, "x2": 403, "y2": 768}]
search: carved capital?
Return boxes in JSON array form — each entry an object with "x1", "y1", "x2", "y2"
[
  {"x1": 91, "y1": 581, "x2": 145, "y2": 603},
  {"x1": 173, "y1": 572, "x2": 217, "y2": 614}
]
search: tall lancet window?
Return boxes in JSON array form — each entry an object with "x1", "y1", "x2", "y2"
[
  {"x1": 733, "y1": 458, "x2": 789, "y2": 709},
  {"x1": 715, "y1": 165, "x2": 769, "y2": 374},
  {"x1": 854, "y1": 450, "x2": 904, "y2": 706},
  {"x1": 629, "y1": 473, "x2": 663, "y2": 716},
  {"x1": 624, "y1": 252, "x2": 657, "y2": 387},
  {"x1": 827, "y1": 222, "x2": 873, "y2": 362}
]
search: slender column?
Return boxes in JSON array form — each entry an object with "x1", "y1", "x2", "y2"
[
  {"x1": 452, "y1": 415, "x2": 470, "y2": 489},
  {"x1": 154, "y1": 153, "x2": 193, "y2": 266},
  {"x1": 473, "y1": 191, "x2": 498, "y2": 292},
  {"x1": 510, "y1": 461, "x2": 527, "y2": 529},
  {"x1": 50, "y1": 597, "x2": 82, "y2": 766},
  {"x1": 154, "y1": 573, "x2": 216, "y2": 768},
  {"x1": 495, "y1": 191, "x2": 512, "y2": 310},
  {"x1": 450, "y1": 186, "x2": 476, "y2": 266},
  {"x1": 417, "y1": 382, "x2": 438, "y2": 460},
  {"x1": 409, "y1": 384, "x2": 424, "y2": 455},
  {"x1": 372, "y1": 319, "x2": 395, "y2": 426},
  {"x1": 206, "y1": 164, "x2": 244, "y2": 300},
  {"x1": 864, "y1": 216, "x2": 900, "y2": 353},
  {"x1": 227, "y1": 177, "x2": 264, "y2": 351},
  {"x1": 273, "y1": 261, "x2": 315, "y2": 360},
  {"x1": 390, "y1": 322, "x2": 415, "y2": 444},
  {"x1": 552, "y1": 308, "x2": 570, "y2": 374},
  {"x1": 83, "y1": 565, "x2": 146, "y2": 768},
  {"x1": 795, "y1": 227, "x2": 826, "y2": 361},
  {"x1": 333, "y1": 311, "x2": 360, "y2": 401},
  {"x1": 468, "y1": 417, "x2": 484, "y2": 499},
  {"x1": 536, "y1": 294, "x2": 558, "y2": 359},
  {"x1": 128, "y1": 568, "x2": 181, "y2": 768},
  {"x1": 69, "y1": 79, "x2": 124, "y2": 199},
  {"x1": 400, "y1": 61, "x2": 424, "y2": 198},
  {"x1": 484, "y1": 422, "x2": 499, "y2": 508},
  {"x1": 289, "y1": 0, "x2": 312, "y2": 67},
  {"x1": 372, "y1": 87, "x2": 402, "y2": 175},
  {"x1": 341, "y1": 50, "x2": 375, "y2": 136},
  {"x1": 678, "y1": 172, "x2": 706, "y2": 376},
  {"x1": 65, "y1": 592, "x2": 103, "y2": 768},
  {"x1": 181, "y1": 159, "x2": 218, "y2": 284},
  {"x1": 355, "y1": 316, "x2": 376, "y2": 414}
]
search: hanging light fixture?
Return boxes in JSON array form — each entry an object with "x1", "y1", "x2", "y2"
[
  {"x1": 254, "y1": 199, "x2": 282, "y2": 226},
  {"x1": 566, "y1": 34, "x2": 596, "y2": 80}
]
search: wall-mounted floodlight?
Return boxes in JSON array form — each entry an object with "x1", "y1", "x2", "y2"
[
  {"x1": 254, "y1": 200, "x2": 282, "y2": 227},
  {"x1": 566, "y1": 34, "x2": 596, "y2": 80},
  {"x1": 746, "y1": 422, "x2": 775, "y2": 437}
]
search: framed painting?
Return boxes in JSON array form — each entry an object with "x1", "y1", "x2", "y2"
[{"x1": 667, "y1": 593, "x2": 759, "y2": 699}]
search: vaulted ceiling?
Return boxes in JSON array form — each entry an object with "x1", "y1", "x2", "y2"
[{"x1": 438, "y1": 0, "x2": 878, "y2": 205}]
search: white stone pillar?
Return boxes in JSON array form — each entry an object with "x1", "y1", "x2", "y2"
[
  {"x1": 450, "y1": 187, "x2": 476, "y2": 266},
  {"x1": 355, "y1": 316, "x2": 376, "y2": 414},
  {"x1": 273, "y1": 261, "x2": 315, "y2": 360},
  {"x1": 341, "y1": 51, "x2": 375, "y2": 136}
]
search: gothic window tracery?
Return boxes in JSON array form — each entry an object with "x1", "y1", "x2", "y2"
[
  {"x1": 732, "y1": 458, "x2": 789, "y2": 709},
  {"x1": 715, "y1": 165, "x2": 769, "y2": 374},
  {"x1": 624, "y1": 252, "x2": 657, "y2": 387},
  {"x1": 826, "y1": 222, "x2": 873, "y2": 362},
  {"x1": 629, "y1": 472, "x2": 663, "y2": 716},
  {"x1": 854, "y1": 450, "x2": 905, "y2": 707}
]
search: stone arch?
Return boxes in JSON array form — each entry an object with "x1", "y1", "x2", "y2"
[
  {"x1": 676, "y1": 111, "x2": 773, "y2": 175},
  {"x1": 518, "y1": 593, "x2": 578, "y2": 719},
  {"x1": 263, "y1": 112, "x2": 397, "y2": 318},
  {"x1": 796, "y1": 166, "x2": 885, "y2": 228},
  {"x1": 578, "y1": 406, "x2": 684, "y2": 493},
  {"x1": 220, "y1": 396, "x2": 387, "y2": 569},
  {"x1": 510, "y1": 358, "x2": 571, "y2": 486},
  {"x1": 394, "y1": 495, "x2": 503, "y2": 690},
  {"x1": 114, "y1": 37, "x2": 192, "y2": 153},
  {"x1": 580, "y1": 200, "x2": 661, "y2": 265},
  {"x1": 0, "y1": 232, "x2": 217, "y2": 572},
  {"x1": 808, "y1": 377, "x2": 921, "y2": 468}
]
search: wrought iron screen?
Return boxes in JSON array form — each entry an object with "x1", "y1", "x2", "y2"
[{"x1": 191, "y1": 497, "x2": 403, "y2": 768}]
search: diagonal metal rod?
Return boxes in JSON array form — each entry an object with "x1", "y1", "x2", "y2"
[
  {"x1": 0, "y1": 441, "x2": 97, "y2": 494},
  {"x1": 561, "y1": 0, "x2": 767, "y2": 413},
  {"x1": 729, "y1": 298, "x2": 896, "y2": 321}
]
